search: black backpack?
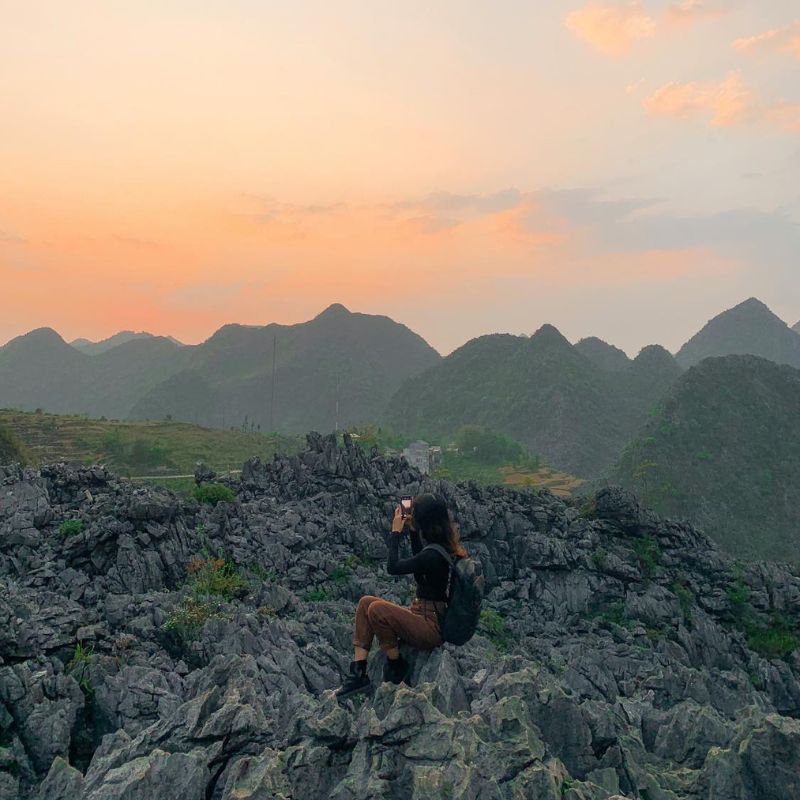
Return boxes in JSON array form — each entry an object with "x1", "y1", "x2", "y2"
[{"x1": 423, "y1": 544, "x2": 484, "y2": 645}]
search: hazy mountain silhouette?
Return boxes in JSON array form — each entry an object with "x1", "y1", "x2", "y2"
[
  {"x1": 793, "y1": 320, "x2": 800, "y2": 334},
  {"x1": 0, "y1": 330, "x2": 190, "y2": 418},
  {"x1": 384, "y1": 325, "x2": 682, "y2": 477},
  {"x1": 675, "y1": 297, "x2": 800, "y2": 369},
  {"x1": 0, "y1": 305, "x2": 440, "y2": 431},
  {"x1": 70, "y1": 330, "x2": 184, "y2": 355},
  {"x1": 131, "y1": 303, "x2": 442, "y2": 432},
  {"x1": 614, "y1": 355, "x2": 800, "y2": 561},
  {"x1": 0, "y1": 328, "x2": 89, "y2": 413},
  {"x1": 574, "y1": 336, "x2": 631, "y2": 371}
]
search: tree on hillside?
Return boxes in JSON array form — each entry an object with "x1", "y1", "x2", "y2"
[{"x1": 453, "y1": 425, "x2": 527, "y2": 465}]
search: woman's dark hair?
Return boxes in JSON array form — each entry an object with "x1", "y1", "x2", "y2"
[{"x1": 411, "y1": 493, "x2": 468, "y2": 557}]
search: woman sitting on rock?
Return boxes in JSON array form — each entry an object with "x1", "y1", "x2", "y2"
[{"x1": 335, "y1": 492, "x2": 468, "y2": 700}]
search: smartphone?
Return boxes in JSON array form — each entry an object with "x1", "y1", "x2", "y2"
[{"x1": 400, "y1": 495, "x2": 413, "y2": 518}]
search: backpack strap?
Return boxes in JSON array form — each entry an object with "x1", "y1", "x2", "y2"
[
  {"x1": 422, "y1": 544, "x2": 455, "y2": 608},
  {"x1": 422, "y1": 543, "x2": 453, "y2": 565}
]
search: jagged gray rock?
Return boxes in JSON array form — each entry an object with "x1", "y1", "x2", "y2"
[{"x1": 0, "y1": 432, "x2": 798, "y2": 798}]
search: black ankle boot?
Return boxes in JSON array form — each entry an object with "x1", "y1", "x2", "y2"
[
  {"x1": 335, "y1": 659, "x2": 371, "y2": 700},
  {"x1": 383, "y1": 654, "x2": 410, "y2": 685}
]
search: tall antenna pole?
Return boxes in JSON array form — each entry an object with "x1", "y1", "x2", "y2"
[
  {"x1": 269, "y1": 335, "x2": 277, "y2": 433},
  {"x1": 335, "y1": 372, "x2": 340, "y2": 433}
]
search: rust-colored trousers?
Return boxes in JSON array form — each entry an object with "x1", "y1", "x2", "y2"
[{"x1": 353, "y1": 595, "x2": 446, "y2": 653}]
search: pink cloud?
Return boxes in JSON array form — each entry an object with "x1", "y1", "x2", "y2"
[
  {"x1": 733, "y1": 21, "x2": 800, "y2": 60},
  {"x1": 565, "y1": 2, "x2": 657, "y2": 56},
  {"x1": 643, "y1": 72, "x2": 752, "y2": 126},
  {"x1": 643, "y1": 72, "x2": 800, "y2": 132},
  {"x1": 566, "y1": 1, "x2": 731, "y2": 56},
  {"x1": 666, "y1": 0, "x2": 732, "y2": 25}
]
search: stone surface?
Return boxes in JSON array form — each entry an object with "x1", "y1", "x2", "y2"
[{"x1": 0, "y1": 432, "x2": 798, "y2": 798}]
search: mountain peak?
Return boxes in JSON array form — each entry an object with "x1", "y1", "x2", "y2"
[
  {"x1": 529, "y1": 323, "x2": 572, "y2": 349},
  {"x1": 1, "y1": 327, "x2": 83, "y2": 363},
  {"x1": 69, "y1": 330, "x2": 183, "y2": 355},
  {"x1": 632, "y1": 344, "x2": 681, "y2": 372},
  {"x1": 676, "y1": 297, "x2": 800, "y2": 369},
  {"x1": 719, "y1": 297, "x2": 782, "y2": 321},
  {"x1": 729, "y1": 297, "x2": 774, "y2": 317},
  {"x1": 315, "y1": 302, "x2": 351, "y2": 320},
  {"x1": 9, "y1": 327, "x2": 69, "y2": 349},
  {"x1": 574, "y1": 336, "x2": 630, "y2": 371}
]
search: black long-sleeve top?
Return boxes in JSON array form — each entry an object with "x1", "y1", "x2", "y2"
[{"x1": 385, "y1": 528, "x2": 450, "y2": 601}]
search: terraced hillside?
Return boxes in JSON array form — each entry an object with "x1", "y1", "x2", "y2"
[{"x1": 0, "y1": 409, "x2": 304, "y2": 476}]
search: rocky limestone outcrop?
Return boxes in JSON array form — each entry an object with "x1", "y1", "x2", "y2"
[{"x1": 0, "y1": 431, "x2": 798, "y2": 799}]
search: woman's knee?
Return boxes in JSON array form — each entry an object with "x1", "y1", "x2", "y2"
[
  {"x1": 366, "y1": 599, "x2": 395, "y2": 625},
  {"x1": 357, "y1": 595, "x2": 380, "y2": 612}
]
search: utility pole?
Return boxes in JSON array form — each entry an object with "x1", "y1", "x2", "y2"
[
  {"x1": 335, "y1": 372, "x2": 340, "y2": 433},
  {"x1": 269, "y1": 335, "x2": 277, "y2": 433}
]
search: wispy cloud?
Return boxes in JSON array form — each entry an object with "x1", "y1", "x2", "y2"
[
  {"x1": 733, "y1": 21, "x2": 800, "y2": 60},
  {"x1": 665, "y1": 0, "x2": 733, "y2": 25},
  {"x1": 643, "y1": 72, "x2": 800, "y2": 132},
  {"x1": 643, "y1": 72, "x2": 752, "y2": 126},
  {"x1": 566, "y1": 1, "x2": 732, "y2": 56},
  {"x1": 389, "y1": 189, "x2": 522, "y2": 215},
  {"x1": 565, "y1": 2, "x2": 657, "y2": 56},
  {"x1": 243, "y1": 194, "x2": 346, "y2": 222}
]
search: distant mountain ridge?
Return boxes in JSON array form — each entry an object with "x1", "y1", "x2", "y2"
[
  {"x1": 613, "y1": 354, "x2": 800, "y2": 561},
  {"x1": 675, "y1": 297, "x2": 800, "y2": 369},
  {"x1": 70, "y1": 330, "x2": 184, "y2": 355},
  {"x1": 0, "y1": 304, "x2": 441, "y2": 432},
  {"x1": 384, "y1": 324, "x2": 682, "y2": 477},
  {"x1": 2, "y1": 297, "x2": 798, "y2": 478}
]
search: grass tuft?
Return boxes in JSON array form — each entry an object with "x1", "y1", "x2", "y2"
[{"x1": 59, "y1": 518, "x2": 83, "y2": 536}]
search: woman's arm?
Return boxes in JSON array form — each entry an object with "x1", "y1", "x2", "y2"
[{"x1": 386, "y1": 535, "x2": 440, "y2": 575}]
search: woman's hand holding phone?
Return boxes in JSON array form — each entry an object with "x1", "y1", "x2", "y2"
[{"x1": 391, "y1": 505, "x2": 409, "y2": 534}]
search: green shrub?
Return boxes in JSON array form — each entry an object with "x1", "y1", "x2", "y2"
[
  {"x1": 67, "y1": 641, "x2": 95, "y2": 696},
  {"x1": 162, "y1": 596, "x2": 224, "y2": 648},
  {"x1": 479, "y1": 608, "x2": 513, "y2": 652},
  {"x1": 60, "y1": 519, "x2": 83, "y2": 536},
  {"x1": 746, "y1": 617, "x2": 800, "y2": 659},
  {"x1": 453, "y1": 425, "x2": 526, "y2": 465},
  {"x1": 187, "y1": 556, "x2": 247, "y2": 598},
  {"x1": 672, "y1": 581, "x2": 694, "y2": 624},
  {"x1": 192, "y1": 483, "x2": 236, "y2": 505},
  {"x1": 248, "y1": 565, "x2": 277, "y2": 582},
  {"x1": 645, "y1": 627, "x2": 664, "y2": 642},
  {"x1": 727, "y1": 576, "x2": 752, "y2": 619},
  {"x1": 303, "y1": 587, "x2": 333, "y2": 602},
  {"x1": 724, "y1": 572, "x2": 800, "y2": 659},
  {"x1": 591, "y1": 548, "x2": 608, "y2": 570},
  {"x1": 67, "y1": 640, "x2": 94, "y2": 671},
  {"x1": 590, "y1": 602, "x2": 627, "y2": 627},
  {"x1": 330, "y1": 566, "x2": 351, "y2": 585},
  {"x1": 577, "y1": 495, "x2": 597, "y2": 520},
  {"x1": 632, "y1": 536, "x2": 660, "y2": 578}
]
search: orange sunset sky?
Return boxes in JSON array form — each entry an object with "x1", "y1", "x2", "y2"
[{"x1": 1, "y1": 1, "x2": 799, "y2": 355}]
